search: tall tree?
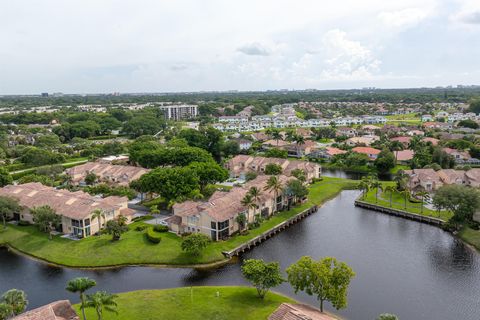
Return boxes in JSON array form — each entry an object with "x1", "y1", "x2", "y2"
[
  {"x1": 241, "y1": 259, "x2": 284, "y2": 299},
  {"x1": 370, "y1": 180, "x2": 383, "y2": 203},
  {"x1": 31, "y1": 205, "x2": 61, "y2": 236},
  {"x1": 433, "y1": 185, "x2": 480, "y2": 223},
  {"x1": 0, "y1": 167, "x2": 12, "y2": 187},
  {"x1": 241, "y1": 194, "x2": 256, "y2": 224},
  {"x1": 85, "y1": 291, "x2": 118, "y2": 320},
  {"x1": 1, "y1": 289, "x2": 28, "y2": 317},
  {"x1": 0, "y1": 196, "x2": 20, "y2": 230},
  {"x1": 264, "y1": 176, "x2": 284, "y2": 212},
  {"x1": 286, "y1": 256, "x2": 355, "y2": 312},
  {"x1": 181, "y1": 233, "x2": 210, "y2": 256},
  {"x1": 66, "y1": 277, "x2": 97, "y2": 320},
  {"x1": 248, "y1": 187, "x2": 262, "y2": 218},
  {"x1": 91, "y1": 209, "x2": 106, "y2": 231}
]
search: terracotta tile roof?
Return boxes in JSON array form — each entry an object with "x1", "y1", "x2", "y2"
[
  {"x1": 173, "y1": 175, "x2": 291, "y2": 222},
  {"x1": 0, "y1": 183, "x2": 127, "y2": 220},
  {"x1": 268, "y1": 303, "x2": 337, "y2": 320},
  {"x1": 352, "y1": 147, "x2": 381, "y2": 155},
  {"x1": 13, "y1": 300, "x2": 79, "y2": 320},
  {"x1": 394, "y1": 149, "x2": 414, "y2": 161},
  {"x1": 421, "y1": 137, "x2": 439, "y2": 145},
  {"x1": 66, "y1": 162, "x2": 149, "y2": 186},
  {"x1": 326, "y1": 147, "x2": 347, "y2": 156},
  {"x1": 391, "y1": 136, "x2": 411, "y2": 144}
]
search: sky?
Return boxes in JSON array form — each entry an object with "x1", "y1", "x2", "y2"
[{"x1": 1, "y1": 0, "x2": 480, "y2": 94}]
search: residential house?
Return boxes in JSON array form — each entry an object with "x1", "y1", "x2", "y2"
[
  {"x1": 251, "y1": 132, "x2": 269, "y2": 142},
  {"x1": 233, "y1": 138, "x2": 253, "y2": 151},
  {"x1": 345, "y1": 135, "x2": 379, "y2": 147},
  {"x1": 421, "y1": 137, "x2": 439, "y2": 146},
  {"x1": 407, "y1": 130, "x2": 425, "y2": 137},
  {"x1": 12, "y1": 300, "x2": 79, "y2": 320},
  {"x1": 351, "y1": 147, "x2": 381, "y2": 160},
  {"x1": 360, "y1": 125, "x2": 379, "y2": 135},
  {"x1": 336, "y1": 127, "x2": 357, "y2": 137},
  {"x1": 168, "y1": 175, "x2": 292, "y2": 240},
  {"x1": 0, "y1": 183, "x2": 134, "y2": 238},
  {"x1": 394, "y1": 149, "x2": 414, "y2": 164},
  {"x1": 404, "y1": 169, "x2": 444, "y2": 192},
  {"x1": 269, "y1": 303, "x2": 336, "y2": 320},
  {"x1": 283, "y1": 140, "x2": 318, "y2": 157},
  {"x1": 390, "y1": 136, "x2": 411, "y2": 147},
  {"x1": 65, "y1": 162, "x2": 149, "y2": 186},
  {"x1": 404, "y1": 168, "x2": 480, "y2": 192},
  {"x1": 442, "y1": 148, "x2": 471, "y2": 163},
  {"x1": 421, "y1": 114, "x2": 433, "y2": 122},
  {"x1": 226, "y1": 155, "x2": 321, "y2": 182}
]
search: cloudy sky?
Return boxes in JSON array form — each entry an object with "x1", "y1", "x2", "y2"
[{"x1": 1, "y1": 0, "x2": 480, "y2": 94}]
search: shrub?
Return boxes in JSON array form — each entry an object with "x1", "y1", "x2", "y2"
[
  {"x1": 135, "y1": 225, "x2": 148, "y2": 231},
  {"x1": 146, "y1": 228, "x2": 162, "y2": 244},
  {"x1": 153, "y1": 225, "x2": 169, "y2": 232},
  {"x1": 17, "y1": 220, "x2": 30, "y2": 226}
]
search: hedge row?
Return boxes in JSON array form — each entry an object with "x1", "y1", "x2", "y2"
[{"x1": 146, "y1": 228, "x2": 162, "y2": 244}]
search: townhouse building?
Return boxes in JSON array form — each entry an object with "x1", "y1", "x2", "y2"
[{"x1": 0, "y1": 183, "x2": 134, "y2": 238}]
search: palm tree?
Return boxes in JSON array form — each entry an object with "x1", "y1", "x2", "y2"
[
  {"x1": 286, "y1": 130, "x2": 296, "y2": 143},
  {"x1": 264, "y1": 176, "x2": 284, "y2": 213},
  {"x1": 271, "y1": 130, "x2": 282, "y2": 147},
  {"x1": 370, "y1": 180, "x2": 383, "y2": 203},
  {"x1": 358, "y1": 177, "x2": 371, "y2": 200},
  {"x1": 394, "y1": 171, "x2": 408, "y2": 191},
  {"x1": 398, "y1": 189, "x2": 409, "y2": 209},
  {"x1": 1, "y1": 289, "x2": 28, "y2": 317},
  {"x1": 66, "y1": 277, "x2": 97, "y2": 320},
  {"x1": 85, "y1": 291, "x2": 118, "y2": 320},
  {"x1": 294, "y1": 135, "x2": 305, "y2": 157},
  {"x1": 241, "y1": 194, "x2": 256, "y2": 225},
  {"x1": 248, "y1": 187, "x2": 262, "y2": 217},
  {"x1": 383, "y1": 185, "x2": 396, "y2": 207},
  {"x1": 91, "y1": 209, "x2": 106, "y2": 231}
]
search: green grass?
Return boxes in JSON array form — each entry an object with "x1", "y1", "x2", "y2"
[
  {"x1": 0, "y1": 177, "x2": 357, "y2": 267},
  {"x1": 459, "y1": 227, "x2": 480, "y2": 252},
  {"x1": 361, "y1": 182, "x2": 453, "y2": 221},
  {"x1": 74, "y1": 287, "x2": 295, "y2": 320},
  {"x1": 390, "y1": 165, "x2": 410, "y2": 174}
]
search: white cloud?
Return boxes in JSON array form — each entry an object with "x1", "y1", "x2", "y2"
[
  {"x1": 0, "y1": 0, "x2": 478, "y2": 93},
  {"x1": 319, "y1": 29, "x2": 381, "y2": 80},
  {"x1": 237, "y1": 43, "x2": 271, "y2": 56},
  {"x1": 378, "y1": 8, "x2": 429, "y2": 29}
]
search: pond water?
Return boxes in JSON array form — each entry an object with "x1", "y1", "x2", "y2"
[{"x1": 1, "y1": 191, "x2": 479, "y2": 320}]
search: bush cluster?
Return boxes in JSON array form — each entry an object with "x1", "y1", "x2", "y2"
[
  {"x1": 153, "y1": 225, "x2": 169, "y2": 232},
  {"x1": 146, "y1": 228, "x2": 162, "y2": 243}
]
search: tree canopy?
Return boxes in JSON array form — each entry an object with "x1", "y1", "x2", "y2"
[
  {"x1": 286, "y1": 256, "x2": 355, "y2": 312},
  {"x1": 241, "y1": 259, "x2": 284, "y2": 299}
]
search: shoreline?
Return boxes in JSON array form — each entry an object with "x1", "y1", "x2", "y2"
[{"x1": 0, "y1": 178, "x2": 358, "y2": 269}]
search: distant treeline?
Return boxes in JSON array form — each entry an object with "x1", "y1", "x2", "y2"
[{"x1": 1, "y1": 87, "x2": 480, "y2": 108}]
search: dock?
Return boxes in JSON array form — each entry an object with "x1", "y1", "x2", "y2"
[
  {"x1": 222, "y1": 205, "x2": 318, "y2": 258},
  {"x1": 354, "y1": 200, "x2": 445, "y2": 226}
]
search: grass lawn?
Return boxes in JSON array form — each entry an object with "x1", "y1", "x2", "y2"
[
  {"x1": 74, "y1": 287, "x2": 295, "y2": 320},
  {"x1": 0, "y1": 177, "x2": 358, "y2": 267},
  {"x1": 360, "y1": 182, "x2": 453, "y2": 221},
  {"x1": 390, "y1": 164, "x2": 410, "y2": 174},
  {"x1": 459, "y1": 227, "x2": 480, "y2": 251}
]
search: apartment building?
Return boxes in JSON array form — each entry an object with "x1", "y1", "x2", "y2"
[
  {"x1": 404, "y1": 168, "x2": 480, "y2": 193},
  {"x1": 226, "y1": 155, "x2": 321, "y2": 182},
  {"x1": 65, "y1": 162, "x2": 149, "y2": 186},
  {"x1": 168, "y1": 175, "x2": 292, "y2": 240},
  {"x1": 0, "y1": 183, "x2": 134, "y2": 238},
  {"x1": 158, "y1": 104, "x2": 198, "y2": 120}
]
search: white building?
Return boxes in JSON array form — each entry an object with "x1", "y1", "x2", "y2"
[{"x1": 158, "y1": 104, "x2": 198, "y2": 121}]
